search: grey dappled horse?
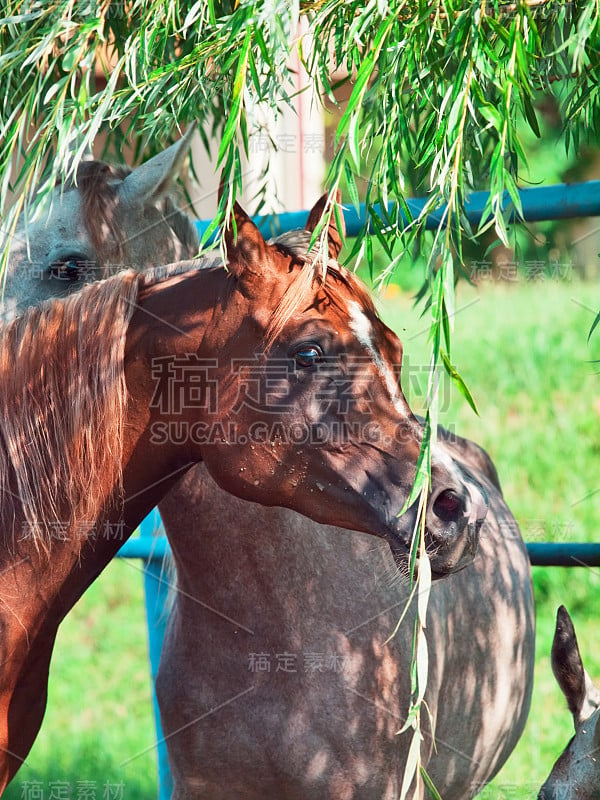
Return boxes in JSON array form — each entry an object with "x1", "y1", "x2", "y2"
[
  {"x1": 157, "y1": 433, "x2": 534, "y2": 800},
  {"x1": 539, "y1": 607, "x2": 600, "y2": 800},
  {"x1": 5, "y1": 135, "x2": 535, "y2": 799}
]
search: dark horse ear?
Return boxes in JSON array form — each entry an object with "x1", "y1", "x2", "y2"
[
  {"x1": 552, "y1": 605, "x2": 600, "y2": 726},
  {"x1": 551, "y1": 606, "x2": 587, "y2": 723},
  {"x1": 223, "y1": 200, "x2": 269, "y2": 279},
  {"x1": 305, "y1": 190, "x2": 345, "y2": 260}
]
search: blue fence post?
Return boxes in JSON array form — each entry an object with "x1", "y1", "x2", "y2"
[{"x1": 139, "y1": 511, "x2": 173, "y2": 800}]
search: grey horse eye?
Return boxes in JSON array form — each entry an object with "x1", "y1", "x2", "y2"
[{"x1": 48, "y1": 256, "x2": 93, "y2": 282}]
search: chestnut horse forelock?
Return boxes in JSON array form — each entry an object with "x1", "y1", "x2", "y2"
[{"x1": 264, "y1": 228, "x2": 379, "y2": 352}]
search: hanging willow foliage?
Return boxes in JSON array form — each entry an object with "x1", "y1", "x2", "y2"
[
  {"x1": 1, "y1": 0, "x2": 597, "y2": 368},
  {"x1": 1, "y1": 1, "x2": 598, "y2": 794}
]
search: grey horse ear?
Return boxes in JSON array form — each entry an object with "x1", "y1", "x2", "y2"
[{"x1": 119, "y1": 125, "x2": 196, "y2": 203}]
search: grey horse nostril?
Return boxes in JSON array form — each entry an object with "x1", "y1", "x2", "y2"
[{"x1": 432, "y1": 489, "x2": 464, "y2": 523}]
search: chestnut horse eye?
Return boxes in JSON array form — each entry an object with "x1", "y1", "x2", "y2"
[{"x1": 292, "y1": 344, "x2": 323, "y2": 368}]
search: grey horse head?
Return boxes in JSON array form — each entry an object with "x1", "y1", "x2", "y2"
[{"x1": 1, "y1": 128, "x2": 199, "y2": 321}]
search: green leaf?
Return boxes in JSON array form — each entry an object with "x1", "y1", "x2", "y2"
[
  {"x1": 503, "y1": 169, "x2": 523, "y2": 220},
  {"x1": 417, "y1": 552, "x2": 431, "y2": 630},
  {"x1": 336, "y1": 12, "x2": 396, "y2": 145},
  {"x1": 420, "y1": 767, "x2": 444, "y2": 800},
  {"x1": 588, "y1": 310, "x2": 600, "y2": 342},
  {"x1": 400, "y1": 728, "x2": 422, "y2": 800},
  {"x1": 479, "y1": 103, "x2": 502, "y2": 130},
  {"x1": 384, "y1": 581, "x2": 418, "y2": 645},
  {"x1": 347, "y1": 111, "x2": 361, "y2": 170},
  {"x1": 216, "y1": 26, "x2": 251, "y2": 167},
  {"x1": 440, "y1": 350, "x2": 479, "y2": 415},
  {"x1": 415, "y1": 626, "x2": 429, "y2": 707},
  {"x1": 336, "y1": 55, "x2": 374, "y2": 145},
  {"x1": 397, "y1": 426, "x2": 430, "y2": 519},
  {"x1": 343, "y1": 158, "x2": 360, "y2": 210},
  {"x1": 182, "y1": 0, "x2": 204, "y2": 36}
]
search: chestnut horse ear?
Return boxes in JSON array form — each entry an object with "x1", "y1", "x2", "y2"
[
  {"x1": 221, "y1": 195, "x2": 268, "y2": 278},
  {"x1": 305, "y1": 190, "x2": 345, "y2": 260}
]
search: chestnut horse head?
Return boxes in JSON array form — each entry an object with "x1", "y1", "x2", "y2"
[{"x1": 138, "y1": 194, "x2": 488, "y2": 575}]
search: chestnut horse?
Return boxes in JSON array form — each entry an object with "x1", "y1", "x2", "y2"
[
  {"x1": 0, "y1": 198, "x2": 487, "y2": 794},
  {"x1": 539, "y1": 607, "x2": 600, "y2": 799}
]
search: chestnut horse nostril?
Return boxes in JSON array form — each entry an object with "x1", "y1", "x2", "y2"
[{"x1": 432, "y1": 489, "x2": 464, "y2": 523}]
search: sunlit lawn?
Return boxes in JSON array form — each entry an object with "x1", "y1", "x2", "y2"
[
  {"x1": 6, "y1": 277, "x2": 600, "y2": 800},
  {"x1": 4, "y1": 561, "x2": 156, "y2": 800}
]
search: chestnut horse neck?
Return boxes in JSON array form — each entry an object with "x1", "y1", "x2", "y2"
[{"x1": 0, "y1": 263, "x2": 222, "y2": 790}]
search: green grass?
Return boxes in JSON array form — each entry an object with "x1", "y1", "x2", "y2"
[
  {"x1": 4, "y1": 559, "x2": 157, "y2": 800},
  {"x1": 6, "y1": 278, "x2": 600, "y2": 799}
]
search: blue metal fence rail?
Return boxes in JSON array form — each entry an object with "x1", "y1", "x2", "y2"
[
  {"x1": 119, "y1": 179, "x2": 600, "y2": 800},
  {"x1": 196, "y1": 180, "x2": 600, "y2": 241},
  {"x1": 116, "y1": 539, "x2": 600, "y2": 566}
]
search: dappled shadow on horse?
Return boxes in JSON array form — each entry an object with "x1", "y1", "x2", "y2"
[
  {"x1": 0, "y1": 191, "x2": 487, "y2": 793},
  {"x1": 157, "y1": 391, "x2": 535, "y2": 799}
]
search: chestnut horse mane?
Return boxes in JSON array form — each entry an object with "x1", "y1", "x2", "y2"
[
  {"x1": 0, "y1": 269, "x2": 141, "y2": 550},
  {"x1": 61, "y1": 160, "x2": 198, "y2": 266},
  {"x1": 0, "y1": 262, "x2": 201, "y2": 551},
  {"x1": 0, "y1": 262, "x2": 202, "y2": 551}
]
